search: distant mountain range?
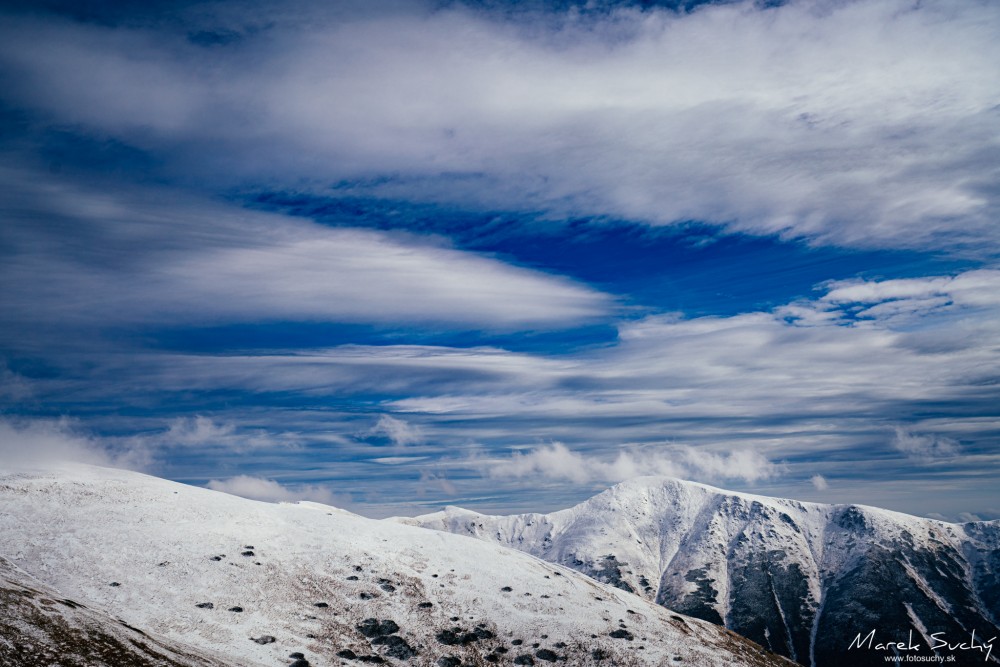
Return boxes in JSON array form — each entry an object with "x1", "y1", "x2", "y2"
[
  {"x1": 0, "y1": 464, "x2": 794, "y2": 667},
  {"x1": 404, "y1": 477, "x2": 1000, "y2": 666}
]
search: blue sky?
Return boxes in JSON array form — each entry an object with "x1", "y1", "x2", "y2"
[{"x1": 1, "y1": 0, "x2": 998, "y2": 520}]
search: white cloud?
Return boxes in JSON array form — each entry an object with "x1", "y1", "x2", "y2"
[
  {"x1": 370, "y1": 456, "x2": 429, "y2": 465},
  {"x1": 486, "y1": 442, "x2": 779, "y2": 485},
  {"x1": 2, "y1": 0, "x2": 997, "y2": 251},
  {"x1": 418, "y1": 469, "x2": 457, "y2": 496},
  {"x1": 957, "y1": 512, "x2": 982, "y2": 523},
  {"x1": 205, "y1": 475, "x2": 340, "y2": 505},
  {"x1": 814, "y1": 270, "x2": 1000, "y2": 323},
  {"x1": 164, "y1": 416, "x2": 236, "y2": 446},
  {"x1": 0, "y1": 418, "x2": 145, "y2": 470},
  {"x1": 892, "y1": 427, "x2": 959, "y2": 460},
  {"x1": 0, "y1": 363, "x2": 33, "y2": 402},
  {"x1": 0, "y1": 173, "x2": 609, "y2": 335},
  {"x1": 368, "y1": 415, "x2": 423, "y2": 447},
  {"x1": 810, "y1": 474, "x2": 829, "y2": 491},
  {"x1": 144, "y1": 416, "x2": 296, "y2": 453}
]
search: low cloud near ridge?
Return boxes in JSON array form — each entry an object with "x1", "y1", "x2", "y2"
[
  {"x1": 206, "y1": 475, "x2": 341, "y2": 505},
  {"x1": 486, "y1": 442, "x2": 780, "y2": 485},
  {"x1": 0, "y1": 418, "x2": 145, "y2": 470}
]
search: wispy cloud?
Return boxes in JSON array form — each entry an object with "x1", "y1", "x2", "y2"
[
  {"x1": 369, "y1": 415, "x2": 423, "y2": 447},
  {"x1": 485, "y1": 442, "x2": 779, "y2": 485},
  {"x1": 892, "y1": 427, "x2": 959, "y2": 461},
  {"x1": 205, "y1": 474, "x2": 343, "y2": 506},
  {"x1": 0, "y1": 0, "x2": 997, "y2": 521},
  {"x1": 0, "y1": 418, "x2": 146, "y2": 470},
  {"x1": 2, "y1": 0, "x2": 997, "y2": 252},
  {"x1": 0, "y1": 171, "x2": 610, "y2": 345}
]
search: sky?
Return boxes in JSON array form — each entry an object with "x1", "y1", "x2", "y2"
[{"x1": 0, "y1": 0, "x2": 998, "y2": 520}]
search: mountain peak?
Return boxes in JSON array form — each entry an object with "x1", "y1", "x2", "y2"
[{"x1": 409, "y1": 476, "x2": 1000, "y2": 667}]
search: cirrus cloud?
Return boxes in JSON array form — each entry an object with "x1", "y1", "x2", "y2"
[{"x1": 1, "y1": 0, "x2": 998, "y2": 252}]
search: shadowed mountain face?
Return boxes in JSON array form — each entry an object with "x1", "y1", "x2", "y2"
[
  {"x1": 405, "y1": 477, "x2": 1000, "y2": 667},
  {"x1": 0, "y1": 465, "x2": 796, "y2": 667}
]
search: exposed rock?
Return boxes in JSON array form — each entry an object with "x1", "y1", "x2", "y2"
[
  {"x1": 371, "y1": 634, "x2": 417, "y2": 660},
  {"x1": 357, "y1": 618, "x2": 400, "y2": 638}
]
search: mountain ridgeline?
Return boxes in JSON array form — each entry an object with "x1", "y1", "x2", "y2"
[
  {"x1": 0, "y1": 465, "x2": 796, "y2": 667},
  {"x1": 405, "y1": 477, "x2": 1000, "y2": 667}
]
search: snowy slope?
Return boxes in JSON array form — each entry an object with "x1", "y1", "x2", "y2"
[
  {"x1": 0, "y1": 465, "x2": 795, "y2": 667},
  {"x1": 403, "y1": 476, "x2": 1000, "y2": 667},
  {"x1": 0, "y1": 554, "x2": 230, "y2": 667}
]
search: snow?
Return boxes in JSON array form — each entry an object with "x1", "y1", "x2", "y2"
[
  {"x1": 0, "y1": 463, "x2": 793, "y2": 667},
  {"x1": 404, "y1": 474, "x2": 1000, "y2": 667}
]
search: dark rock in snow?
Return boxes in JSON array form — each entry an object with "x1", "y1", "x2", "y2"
[
  {"x1": 435, "y1": 629, "x2": 462, "y2": 646},
  {"x1": 108, "y1": 582, "x2": 120, "y2": 587},
  {"x1": 337, "y1": 649, "x2": 358, "y2": 659},
  {"x1": 437, "y1": 657, "x2": 461, "y2": 667},
  {"x1": 228, "y1": 606, "x2": 243, "y2": 612},
  {"x1": 371, "y1": 634, "x2": 417, "y2": 660},
  {"x1": 195, "y1": 602, "x2": 214, "y2": 609},
  {"x1": 513, "y1": 655, "x2": 535, "y2": 665},
  {"x1": 418, "y1": 601, "x2": 433, "y2": 608},
  {"x1": 535, "y1": 648, "x2": 559, "y2": 662},
  {"x1": 609, "y1": 629, "x2": 633, "y2": 640},
  {"x1": 357, "y1": 618, "x2": 399, "y2": 638},
  {"x1": 314, "y1": 602, "x2": 329, "y2": 608},
  {"x1": 251, "y1": 635, "x2": 276, "y2": 644}
]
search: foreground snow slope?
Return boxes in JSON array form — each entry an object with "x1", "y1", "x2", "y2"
[
  {"x1": 0, "y1": 555, "x2": 231, "y2": 667},
  {"x1": 404, "y1": 476, "x2": 1000, "y2": 667},
  {"x1": 0, "y1": 464, "x2": 793, "y2": 667}
]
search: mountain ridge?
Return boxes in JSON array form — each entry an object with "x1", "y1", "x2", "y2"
[
  {"x1": 402, "y1": 475, "x2": 1000, "y2": 667},
  {"x1": 0, "y1": 463, "x2": 796, "y2": 667}
]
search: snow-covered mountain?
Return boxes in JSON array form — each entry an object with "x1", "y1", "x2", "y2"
[
  {"x1": 403, "y1": 477, "x2": 1000, "y2": 667},
  {"x1": 0, "y1": 464, "x2": 795, "y2": 667}
]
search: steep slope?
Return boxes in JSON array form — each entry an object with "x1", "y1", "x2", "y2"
[
  {"x1": 404, "y1": 477, "x2": 1000, "y2": 667},
  {"x1": 0, "y1": 464, "x2": 794, "y2": 667},
  {"x1": 0, "y1": 555, "x2": 230, "y2": 667}
]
